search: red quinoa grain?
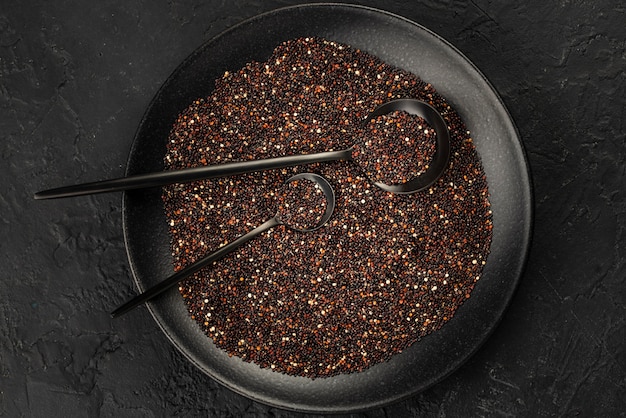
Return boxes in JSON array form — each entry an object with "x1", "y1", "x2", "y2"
[{"x1": 162, "y1": 37, "x2": 493, "y2": 378}]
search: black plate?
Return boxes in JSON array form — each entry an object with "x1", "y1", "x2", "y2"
[{"x1": 122, "y1": 3, "x2": 532, "y2": 413}]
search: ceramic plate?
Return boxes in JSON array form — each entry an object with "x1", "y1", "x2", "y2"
[{"x1": 122, "y1": 4, "x2": 532, "y2": 413}]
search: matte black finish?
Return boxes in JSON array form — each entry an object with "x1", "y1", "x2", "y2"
[{"x1": 122, "y1": 4, "x2": 532, "y2": 413}]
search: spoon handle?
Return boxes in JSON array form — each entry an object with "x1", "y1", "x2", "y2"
[
  {"x1": 111, "y1": 217, "x2": 281, "y2": 318},
  {"x1": 34, "y1": 149, "x2": 352, "y2": 200}
]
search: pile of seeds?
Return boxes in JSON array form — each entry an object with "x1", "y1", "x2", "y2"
[
  {"x1": 277, "y1": 178, "x2": 327, "y2": 231},
  {"x1": 162, "y1": 37, "x2": 492, "y2": 378},
  {"x1": 353, "y1": 111, "x2": 437, "y2": 185}
]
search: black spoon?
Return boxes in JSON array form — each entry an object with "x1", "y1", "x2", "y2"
[
  {"x1": 111, "y1": 172, "x2": 335, "y2": 317},
  {"x1": 34, "y1": 99, "x2": 450, "y2": 199}
]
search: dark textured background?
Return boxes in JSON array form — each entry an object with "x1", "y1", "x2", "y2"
[{"x1": 1, "y1": 0, "x2": 624, "y2": 416}]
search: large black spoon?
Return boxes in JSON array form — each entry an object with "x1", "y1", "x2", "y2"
[{"x1": 34, "y1": 99, "x2": 450, "y2": 199}]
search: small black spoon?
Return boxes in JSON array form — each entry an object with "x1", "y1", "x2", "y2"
[
  {"x1": 34, "y1": 99, "x2": 450, "y2": 199},
  {"x1": 110, "y1": 172, "x2": 335, "y2": 317}
]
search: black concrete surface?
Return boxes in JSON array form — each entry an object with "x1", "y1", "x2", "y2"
[{"x1": 1, "y1": 1, "x2": 624, "y2": 416}]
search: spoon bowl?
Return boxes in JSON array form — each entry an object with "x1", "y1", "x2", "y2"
[
  {"x1": 279, "y1": 172, "x2": 336, "y2": 232},
  {"x1": 364, "y1": 99, "x2": 451, "y2": 194}
]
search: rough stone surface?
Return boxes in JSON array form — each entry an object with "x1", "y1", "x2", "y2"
[{"x1": 1, "y1": 0, "x2": 624, "y2": 416}]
